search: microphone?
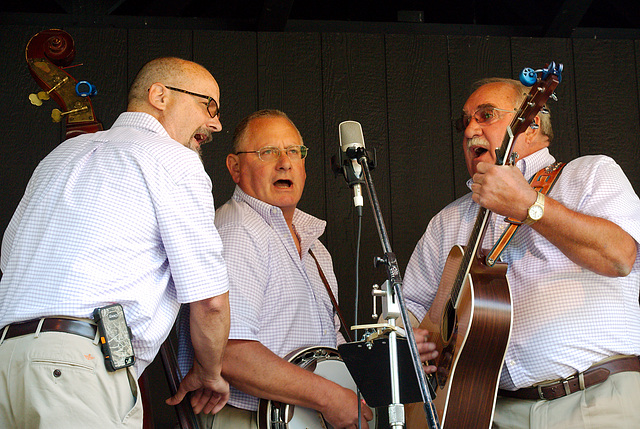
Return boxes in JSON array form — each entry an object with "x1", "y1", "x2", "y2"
[{"x1": 338, "y1": 121, "x2": 366, "y2": 213}]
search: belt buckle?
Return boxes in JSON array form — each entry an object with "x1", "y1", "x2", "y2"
[
  {"x1": 535, "y1": 380, "x2": 558, "y2": 400},
  {"x1": 536, "y1": 374, "x2": 574, "y2": 400}
]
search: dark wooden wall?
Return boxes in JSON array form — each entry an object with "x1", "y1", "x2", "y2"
[{"x1": 2, "y1": 24, "x2": 640, "y2": 427}]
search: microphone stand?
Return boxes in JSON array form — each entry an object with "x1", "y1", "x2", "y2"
[{"x1": 349, "y1": 147, "x2": 440, "y2": 429}]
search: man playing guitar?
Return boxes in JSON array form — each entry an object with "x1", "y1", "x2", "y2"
[{"x1": 403, "y1": 78, "x2": 640, "y2": 428}]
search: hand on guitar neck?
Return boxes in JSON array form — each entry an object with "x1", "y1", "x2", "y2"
[{"x1": 470, "y1": 161, "x2": 539, "y2": 223}]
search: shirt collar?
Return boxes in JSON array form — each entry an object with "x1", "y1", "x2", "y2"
[
  {"x1": 231, "y1": 186, "x2": 326, "y2": 248},
  {"x1": 515, "y1": 147, "x2": 556, "y2": 181},
  {"x1": 111, "y1": 112, "x2": 173, "y2": 141}
]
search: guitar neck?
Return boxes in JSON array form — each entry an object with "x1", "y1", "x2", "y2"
[
  {"x1": 449, "y1": 65, "x2": 562, "y2": 306},
  {"x1": 450, "y1": 206, "x2": 491, "y2": 305}
]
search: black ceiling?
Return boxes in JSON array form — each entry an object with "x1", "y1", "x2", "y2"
[{"x1": 2, "y1": 0, "x2": 640, "y2": 38}]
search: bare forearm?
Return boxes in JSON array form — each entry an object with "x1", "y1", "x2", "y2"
[
  {"x1": 532, "y1": 197, "x2": 637, "y2": 277},
  {"x1": 167, "y1": 293, "x2": 230, "y2": 413},
  {"x1": 472, "y1": 163, "x2": 637, "y2": 277},
  {"x1": 222, "y1": 339, "x2": 373, "y2": 428},
  {"x1": 190, "y1": 293, "x2": 230, "y2": 377},
  {"x1": 223, "y1": 340, "x2": 336, "y2": 410}
]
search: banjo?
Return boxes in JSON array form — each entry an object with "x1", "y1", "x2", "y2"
[{"x1": 258, "y1": 346, "x2": 377, "y2": 429}]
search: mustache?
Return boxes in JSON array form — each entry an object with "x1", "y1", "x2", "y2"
[{"x1": 466, "y1": 136, "x2": 490, "y2": 151}]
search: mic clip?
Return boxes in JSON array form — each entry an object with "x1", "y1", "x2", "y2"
[
  {"x1": 346, "y1": 147, "x2": 377, "y2": 170},
  {"x1": 331, "y1": 147, "x2": 377, "y2": 187}
]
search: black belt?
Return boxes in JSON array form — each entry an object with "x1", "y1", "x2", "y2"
[
  {"x1": 498, "y1": 356, "x2": 640, "y2": 401},
  {"x1": 2, "y1": 318, "x2": 96, "y2": 341}
]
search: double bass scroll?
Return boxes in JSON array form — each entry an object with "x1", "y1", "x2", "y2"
[{"x1": 25, "y1": 29, "x2": 102, "y2": 139}]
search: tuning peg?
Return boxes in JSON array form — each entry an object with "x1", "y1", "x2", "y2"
[
  {"x1": 29, "y1": 93, "x2": 44, "y2": 106},
  {"x1": 29, "y1": 76, "x2": 70, "y2": 106},
  {"x1": 530, "y1": 123, "x2": 540, "y2": 129},
  {"x1": 549, "y1": 92, "x2": 558, "y2": 102},
  {"x1": 51, "y1": 105, "x2": 88, "y2": 123},
  {"x1": 75, "y1": 80, "x2": 98, "y2": 97},
  {"x1": 519, "y1": 67, "x2": 538, "y2": 87}
]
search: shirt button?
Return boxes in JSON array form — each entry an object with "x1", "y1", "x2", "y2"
[{"x1": 509, "y1": 360, "x2": 516, "y2": 366}]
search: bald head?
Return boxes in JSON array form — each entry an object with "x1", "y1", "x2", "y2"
[
  {"x1": 126, "y1": 57, "x2": 222, "y2": 151},
  {"x1": 127, "y1": 57, "x2": 215, "y2": 111}
]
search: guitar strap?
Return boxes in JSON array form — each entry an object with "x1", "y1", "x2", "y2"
[
  {"x1": 309, "y1": 249, "x2": 353, "y2": 342},
  {"x1": 486, "y1": 161, "x2": 566, "y2": 267}
]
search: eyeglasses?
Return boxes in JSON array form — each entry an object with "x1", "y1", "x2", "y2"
[
  {"x1": 165, "y1": 86, "x2": 220, "y2": 118},
  {"x1": 454, "y1": 106, "x2": 516, "y2": 132},
  {"x1": 236, "y1": 145, "x2": 308, "y2": 162}
]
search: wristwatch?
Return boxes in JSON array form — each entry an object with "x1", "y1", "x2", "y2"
[{"x1": 523, "y1": 192, "x2": 545, "y2": 225}]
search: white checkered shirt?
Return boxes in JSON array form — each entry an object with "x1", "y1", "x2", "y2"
[
  {"x1": 178, "y1": 186, "x2": 341, "y2": 411},
  {"x1": 403, "y1": 148, "x2": 640, "y2": 390},
  {"x1": 0, "y1": 112, "x2": 229, "y2": 376}
]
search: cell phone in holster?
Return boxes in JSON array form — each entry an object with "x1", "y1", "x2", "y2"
[{"x1": 93, "y1": 303, "x2": 135, "y2": 371}]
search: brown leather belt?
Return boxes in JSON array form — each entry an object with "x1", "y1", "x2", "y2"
[
  {"x1": 498, "y1": 356, "x2": 640, "y2": 400},
  {"x1": 2, "y1": 318, "x2": 96, "y2": 341}
]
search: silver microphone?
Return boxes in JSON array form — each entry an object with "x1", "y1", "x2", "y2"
[{"x1": 338, "y1": 120, "x2": 366, "y2": 208}]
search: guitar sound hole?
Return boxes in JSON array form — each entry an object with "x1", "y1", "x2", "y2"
[
  {"x1": 442, "y1": 300, "x2": 455, "y2": 343},
  {"x1": 436, "y1": 300, "x2": 457, "y2": 388}
]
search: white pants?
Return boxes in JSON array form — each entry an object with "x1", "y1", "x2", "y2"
[
  {"x1": 197, "y1": 404, "x2": 257, "y2": 429},
  {"x1": 493, "y1": 372, "x2": 640, "y2": 429},
  {"x1": 0, "y1": 328, "x2": 143, "y2": 428}
]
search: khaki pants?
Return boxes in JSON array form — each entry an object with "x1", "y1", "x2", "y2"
[
  {"x1": 197, "y1": 405, "x2": 257, "y2": 429},
  {"x1": 492, "y1": 372, "x2": 640, "y2": 429},
  {"x1": 0, "y1": 328, "x2": 142, "y2": 428}
]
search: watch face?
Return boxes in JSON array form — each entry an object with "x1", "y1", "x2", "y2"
[{"x1": 529, "y1": 204, "x2": 544, "y2": 220}]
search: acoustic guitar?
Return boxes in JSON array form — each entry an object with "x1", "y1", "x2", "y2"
[{"x1": 406, "y1": 63, "x2": 562, "y2": 428}]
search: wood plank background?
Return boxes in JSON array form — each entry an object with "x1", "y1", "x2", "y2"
[{"x1": 1, "y1": 24, "x2": 639, "y2": 427}]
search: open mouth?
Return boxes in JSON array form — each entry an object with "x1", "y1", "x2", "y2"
[
  {"x1": 274, "y1": 179, "x2": 293, "y2": 188},
  {"x1": 193, "y1": 132, "x2": 209, "y2": 145},
  {"x1": 470, "y1": 146, "x2": 488, "y2": 157},
  {"x1": 192, "y1": 127, "x2": 213, "y2": 146}
]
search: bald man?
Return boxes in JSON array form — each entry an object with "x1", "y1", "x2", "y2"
[{"x1": 0, "y1": 57, "x2": 230, "y2": 428}]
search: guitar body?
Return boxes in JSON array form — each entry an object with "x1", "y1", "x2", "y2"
[{"x1": 406, "y1": 245, "x2": 512, "y2": 429}]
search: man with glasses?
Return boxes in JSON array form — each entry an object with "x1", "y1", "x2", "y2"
[
  {"x1": 0, "y1": 57, "x2": 230, "y2": 428},
  {"x1": 178, "y1": 109, "x2": 371, "y2": 428},
  {"x1": 403, "y1": 78, "x2": 640, "y2": 428}
]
